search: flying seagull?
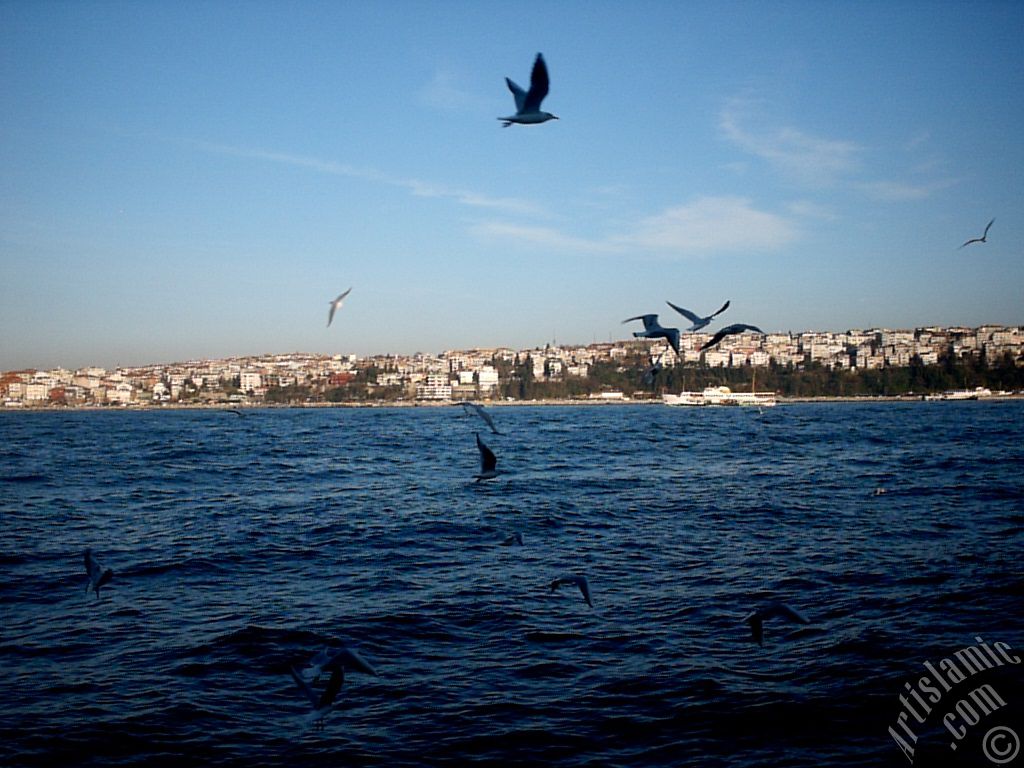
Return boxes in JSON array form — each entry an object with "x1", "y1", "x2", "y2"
[
  {"x1": 84, "y1": 548, "x2": 114, "y2": 599},
  {"x1": 300, "y1": 645, "x2": 378, "y2": 684},
  {"x1": 327, "y1": 287, "x2": 352, "y2": 327},
  {"x1": 550, "y1": 574, "x2": 593, "y2": 607},
  {"x1": 499, "y1": 53, "x2": 558, "y2": 127},
  {"x1": 474, "y1": 432, "x2": 499, "y2": 482},
  {"x1": 959, "y1": 218, "x2": 995, "y2": 248},
  {"x1": 642, "y1": 353, "x2": 665, "y2": 387},
  {"x1": 290, "y1": 665, "x2": 344, "y2": 727},
  {"x1": 744, "y1": 601, "x2": 810, "y2": 646},
  {"x1": 457, "y1": 401, "x2": 501, "y2": 434},
  {"x1": 666, "y1": 300, "x2": 731, "y2": 332},
  {"x1": 623, "y1": 314, "x2": 681, "y2": 356},
  {"x1": 700, "y1": 323, "x2": 764, "y2": 352}
]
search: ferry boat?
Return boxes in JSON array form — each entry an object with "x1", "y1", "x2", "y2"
[
  {"x1": 663, "y1": 386, "x2": 777, "y2": 407},
  {"x1": 924, "y1": 387, "x2": 992, "y2": 401}
]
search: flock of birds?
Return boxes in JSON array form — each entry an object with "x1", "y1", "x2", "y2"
[{"x1": 81, "y1": 52, "x2": 997, "y2": 731}]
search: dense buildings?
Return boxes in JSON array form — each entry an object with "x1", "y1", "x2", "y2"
[{"x1": 2, "y1": 325, "x2": 1022, "y2": 407}]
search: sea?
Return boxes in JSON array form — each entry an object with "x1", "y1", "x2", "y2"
[{"x1": 2, "y1": 402, "x2": 1022, "y2": 767}]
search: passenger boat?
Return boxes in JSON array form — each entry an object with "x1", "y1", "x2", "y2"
[{"x1": 662, "y1": 386, "x2": 776, "y2": 407}]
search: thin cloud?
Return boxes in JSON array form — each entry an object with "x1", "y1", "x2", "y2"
[
  {"x1": 476, "y1": 196, "x2": 798, "y2": 257},
  {"x1": 194, "y1": 141, "x2": 543, "y2": 217},
  {"x1": 418, "y1": 69, "x2": 482, "y2": 111},
  {"x1": 855, "y1": 178, "x2": 957, "y2": 202},
  {"x1": 719, "y1": 100, "x2": 863, "y2": 186}
]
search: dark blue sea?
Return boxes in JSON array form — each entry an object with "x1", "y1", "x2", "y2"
[{"x1": 2, "y1": 402, "x2": 1023, "y2": 767}]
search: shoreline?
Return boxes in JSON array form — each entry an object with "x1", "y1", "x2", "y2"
[{"x1": 3, "y1": 393, "x2": 1023, "y2": 412}]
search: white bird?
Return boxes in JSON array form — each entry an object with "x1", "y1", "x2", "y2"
[
  {"x1": 327, "y1": 287, "x2": 352, "y2": 327},
  {"x1": 959, "y1": 218, "x2": 994, "y2": 248},
  {"x1": 300, "y1": 645, "x2": 378, "y2": 684},
  {"x1": 457, "y1": 401, "x2": 501, "y2": 434},
  {"x1": 622, "y1": 314, "x2": 681, "y2": 356},
  {"x1": 744, "y1": 602, "x2": 810, "y2": 646},
  {"x1": 550, "y1": 574, "x2": 593, "y2": 607},
  {"x1": 666, "y1": 299, "x2": 731, "y2": 332},
  {"x1": 700, "y1": 323, "x2": 764, "y2": 352},
  {"x1": 474, "y1": 432, "x2": 499, "y2": 482},
  {"x1": 84, "y1": 548, "x2": 113, "y2": 599},
  {"x1": 499, "y1": 53, "x2": 558, "y2": 127}
]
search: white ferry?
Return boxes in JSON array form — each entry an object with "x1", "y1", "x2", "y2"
[
  {"x1": 924, "y1": 387, "x2": 993, "y2": 401},
  {"x1": 663, "y1": 386, "x2": 777, "y2": 407}
]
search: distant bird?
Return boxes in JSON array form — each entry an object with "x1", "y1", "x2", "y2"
[
  {"x1": 501, "y1": 532, "x2": 524, "y2": 546},
  {"x1": 84, "y1": 548, "x2": 114, "y2": 599},
  {"x1": 744, "y1": 602, "x2": 810, "y2": 646},
  {"x1": 290, "y1": 665, "x2": 344, "y2": 727},
  {"x1": 327, "y1": 287, "x2": 353, "y2": 327},
  {"x1": 623, "y1": 314, "x2": 681, "y2": 355},
  {"x1": 300, "y1": 645, "x2": 378, "y2": 684},
  {"x1": 700, "y1": 323, "x2": 764, "y2": 352},
  {"x1": 225, "y1": 408, "x2": 243, "y2": 416},
  {"x1": 873, "y1": 487, "x2": 887, "y2": 496},
  {"x1": 499, "y1": 53, "x2": 558, "y2": 127},
  {"x1": 959, "y1": 218, "x2": 994, "y2": 248},
  {"x1": 666, "y1": 300, "x2": 731, "y2": 332},
  {"x1": 474, "y1": 432, "x2": 499, "y2": 482},
  {"x1": 642, "y1": 358, "x2": 664, "y2": 387},
  {"x1": 550, "y1": 574, "x2": 593, "y2": 607},
  {"x1": 457, "y1": 401, "x2": 501, "y2": 434}
]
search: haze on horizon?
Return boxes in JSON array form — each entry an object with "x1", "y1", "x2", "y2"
[{"x1": 2, "y1": 1, "x2": 1022, "y2": 372}]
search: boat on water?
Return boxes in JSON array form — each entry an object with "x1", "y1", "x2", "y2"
[
  {"x1": 924, "y1": 387, "x2": 993, "y2": 401},
  {"x1": 663, "y1": 386, "x2": 777, "y2": 407}
]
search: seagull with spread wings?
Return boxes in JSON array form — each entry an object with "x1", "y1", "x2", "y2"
[
  {"x1": 623, "y1": 314, "x2": 681, "y2": 355},
  {"x1": 499, "y1": 53, "x2": 559, "y2": 127},
  {"x1": 666, "y1": 300, "x2": 731, "y2": 332},
  {"x1": 959, "y1": 218, "x2": 995, "y2": 248},
  {"x1": 700, "y1": 324, "x2": 764, "y2": 352},
  {"x1": 327, "y1": 288, "x2": 352, "y2": 327}
]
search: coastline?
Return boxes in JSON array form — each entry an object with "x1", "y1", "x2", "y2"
[{"x1": 4, "y1": 393, "x2": 1023, "y2": 412}]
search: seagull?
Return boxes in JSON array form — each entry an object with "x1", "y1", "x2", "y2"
[
  {"x1": 550, "y1": 574, "x2": 593, "y2": 607},
  {"x1": 84, "y1": 548, "x2": 114, "y2": 599},
  {"x1": 623, "y1": 314, "x2": 681, "y2": 355},
  {"x1": 501, "y1": 532, "x2": 524, "y2": 546},
  {"x1": 699, "y1": 323, "x2": 764, "y2": 352},
  {"x1": 666, "y1": 300, "x2": 731, "y2": 332},
  {"x1": 474, "y1": 432, "x2": 499, "y2": 482},
  {"x1": 744, "y1": 601, "x2": 810, "y2": 646},
  {"x1": 499, "y1": 53, "x2": 558, "y2": 127},
  {"x1": 300, "y1": 645, "x2": 378, "y2": 684},
  {"x1": 642, "y1": 354, "x2": 665, "y2": 386},
  {"x1": 959, "y1": 218, "x2": 994, "y2": 248},
  {"x1": 290, "y1": 665, "x2": 344, "y2": 727},
  {"x1": 457, "y1": 401, "x2": 501, "y2": 434},
  {"x1": 327, "y1": 287, "x2": 353, "y2": 327}
]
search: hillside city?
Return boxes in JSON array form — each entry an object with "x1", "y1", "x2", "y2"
[{"x1": 2, "y1": 324, "x2": 1023, "y2": 408}]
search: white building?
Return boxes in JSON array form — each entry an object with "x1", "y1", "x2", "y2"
[{"x1": 416, "y1": 373, "x2": 452, "y2": 400}]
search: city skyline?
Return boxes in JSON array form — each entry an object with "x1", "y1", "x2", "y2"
[{"x1": 2, "y1": 2, "x2": 1023, "y2": 372}]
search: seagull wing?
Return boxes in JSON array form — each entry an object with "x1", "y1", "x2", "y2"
[
  {"x1": 290, "y1": 665, "x2": 320, "y2": 709},
  {"x1": 327, "y1": 302, "x2": 337, "y2": 327},
  {"x1": 623, "y1": 314, "x2": 660, "y2": 331},
  {"x1": 745, "y1": 613, "x2": 765, "y2": 646},
  {"x1": 476, "y1": 433, "x2": 497, "y2": 474},
  {"x1": 523, "y1": 53, "x2": 549, "y2": 112},
  {"x1": 766, "y1": 602, "x2": 810, "y2": 624},
  {"x1": 666, "y1": 301, "x2": 701, "y2": 324},
  {"x1": 576, "y1": 576, "x2": 593, "y2": 607},
  {"x1": 505, "y1": 77, "x2": 527, "y2": 113},
  {"x1": 700, "y1": 328, "x2": 729, "y2": 351},
  {"x1": 664, "y1": 327, "x2": 681, "y2": 355},
  {"x1": 982, "y1": 218, "x2": 995, "y2": 238},
  {"x1": 328, "y1": 647, "x2": 378, "y2": 677},
  {"x1": 711, "y1": 299, "x2": 731, "y2": 318},
  {"x1": 317, "y1": 668, "x2": 344, "y2": 710}
]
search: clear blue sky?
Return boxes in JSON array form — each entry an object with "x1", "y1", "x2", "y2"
[{"x1": 2, "y1": 0, "x2": 1022, "y2": 370}]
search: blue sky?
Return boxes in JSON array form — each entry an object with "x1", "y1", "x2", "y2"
[{"x1": 2, "y1": 0, "x2": 1022, "y2": 370}]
